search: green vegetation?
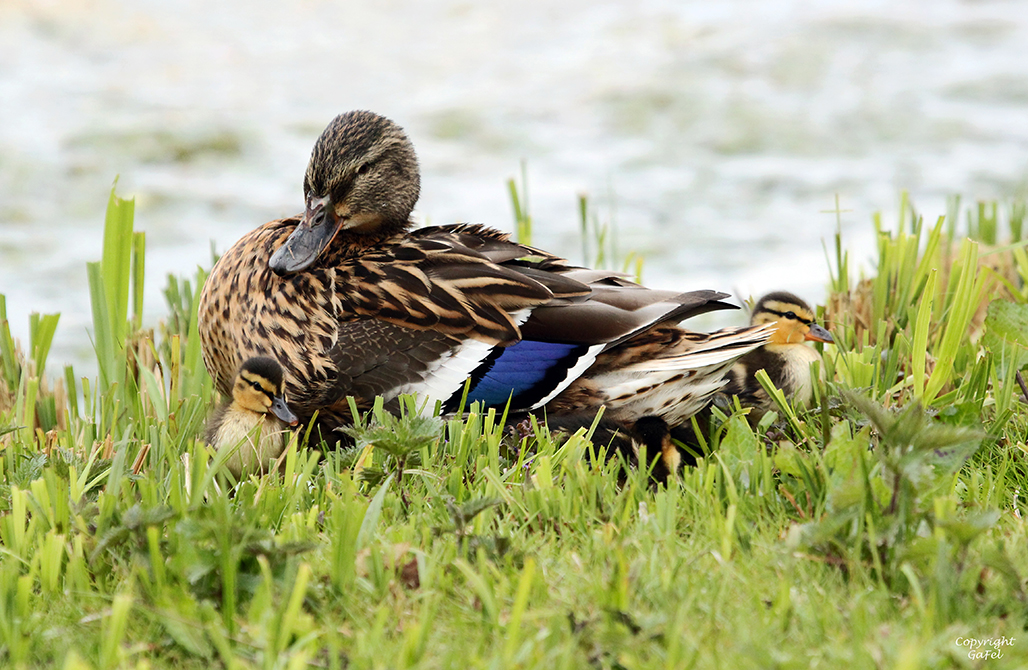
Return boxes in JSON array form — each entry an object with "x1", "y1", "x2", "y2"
[{"x1": 0, "y1": 186, "x2": 1027, "y2": 669}]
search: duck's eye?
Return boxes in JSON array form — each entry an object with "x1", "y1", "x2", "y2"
[{"x1": 356, "y1": 163, "x2": 371, "y2": 176}]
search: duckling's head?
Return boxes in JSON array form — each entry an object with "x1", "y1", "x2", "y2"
[
  {"x1": 270, "y1": 110, "x2": 420, "y2": 274},
  {"x1": 751, "y1": 291, "x2": 834, "y2": 346},
  {"x1": 231, "y1": 356, "x2": 299, "y2": 425}
]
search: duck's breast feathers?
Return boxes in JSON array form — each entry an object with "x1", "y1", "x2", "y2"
[{"x1": 199, "y1": 216, "x2": 339, "y2": 394}]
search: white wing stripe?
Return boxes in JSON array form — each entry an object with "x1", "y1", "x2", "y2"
[{"x1": 529, "y1": 342, "x2": 607, "y2": 410}]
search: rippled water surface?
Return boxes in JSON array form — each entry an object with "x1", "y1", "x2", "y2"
[{"x1": 2, "y1": 0, "x2": 1027, "y2": 370}]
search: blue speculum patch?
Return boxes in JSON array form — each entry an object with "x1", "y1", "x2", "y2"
[{"x1": 465, "y1": 341, "x2": 584, "y2": 407}]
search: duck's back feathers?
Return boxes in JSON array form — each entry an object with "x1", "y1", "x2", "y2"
[
  {"x1": 337, "y1": 223, "x2": 601, "y2": 347},
  {"x1": 521, "y1": 281, "x2": 736, "y2": 346}
]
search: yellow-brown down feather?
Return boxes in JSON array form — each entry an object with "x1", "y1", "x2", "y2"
[
  {"x1": 205, "y1": 357, "x2": 297, "y2": 477},
  {"x1": 725, "y1": 291, "x2": 834, "y2": 420}
]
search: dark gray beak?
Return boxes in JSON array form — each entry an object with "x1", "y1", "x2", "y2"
[
  {"x1": 805, "y1": 323, "x2": 834, "y2": 344},
  {"x1": 270, "y1": 395, "x2": 299, "y2": 426},
  {"x1": 269, "y1": 195, "x2": 337, "y2": 275}
]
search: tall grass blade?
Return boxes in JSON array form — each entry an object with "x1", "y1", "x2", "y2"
[
  {"x1": 100, "y1": 185, "x2": 135, "y2": 345},
  {"x1": 87, "y1": 262, "x2": 118, "y2": 388},
  {"x1": 29, "y1": 312, "x2": 60, "y2": 380},
  {"x1": 357, "y1": 473, "x2": 394, "y2": 550},
  {"x1": 925, "y1": 240, "x2": 985, "y2": 404},
  {"x1": 131, "y1": 231, "x2": 146, "y2": 330},
  {"x1": 508, "y1": 161, "x2": 532, "y2": 246},
  {"x1": 0, "y1": 294, "x2": 20, "y2": 389},
  {"x1": 910, "y1": 269, "x2": 936, "y2": 400}
]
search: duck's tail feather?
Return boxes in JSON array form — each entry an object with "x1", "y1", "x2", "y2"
[{"x1": 574, "y1": 323, "x2": 773, "y2": 425}]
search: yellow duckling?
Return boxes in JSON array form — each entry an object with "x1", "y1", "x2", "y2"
[
  {"x1": 725, "y1": 291, "x2": 834, "y2": 420},
  {"x1": 205, "y1": 356, "x2": 299, "y2": 477}
]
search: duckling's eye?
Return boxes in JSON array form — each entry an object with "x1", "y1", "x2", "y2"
[
  {"x1": 784, "y1": 311, "x2": 797, "y2": 320},
  {"x1": 251, "y1": 380, "x2": 263, "y2": 392}
]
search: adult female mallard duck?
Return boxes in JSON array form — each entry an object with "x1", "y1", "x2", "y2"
[
  {"x1": 198, "y1": 110, "x2": 772, "y2": 441},
  {"x1": 724, "y1": 291, "x2": 834, "y2": 420},
  {"x1": 205, "y1": 356, "x2": 299, "y2": 476}
]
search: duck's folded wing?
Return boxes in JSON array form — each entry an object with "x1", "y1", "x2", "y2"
[
  {"x1": 339, "y1": 230, "x2": 590, "y2": 347},
  {"x1": 412, "y1": 226, "x2": 744, "y2": 348},
  {"x1": 318, "y1": 318, "x2": 601, "y2": 416},
  {"x1": 521, "y1": 283, "x2": 739, "y2": 346}
]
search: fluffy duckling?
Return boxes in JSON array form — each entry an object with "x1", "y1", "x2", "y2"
[
  {"x1": 600, "y1": 416, "x2": 682, "y2": 484},
  {"x1": 724, "y1": 291, "x2": 834, "y2": 420},
  {"x1": 205, "y1": 356, "x2": 299, "y2": 477},
  {"x1": 545, "y1": 414, "x2": 682, "y2": 484}
]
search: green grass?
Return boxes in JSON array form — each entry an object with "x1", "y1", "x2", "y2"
[{"x1": 0, "y1": 185, "x2": 1027, "y2": 669}]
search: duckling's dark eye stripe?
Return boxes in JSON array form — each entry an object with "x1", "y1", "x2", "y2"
[
  {"x1": 241, "y1": 375, "x2": 276, "y2": 399},
  {"x1": 764, "y1": 308, "x2": 812, "y2": 325}
]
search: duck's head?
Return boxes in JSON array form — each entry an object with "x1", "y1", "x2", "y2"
[
  {"x1": 231, "y1": 356, "x2": 299, "y2": 425},
  {"x1": 751, "y1": 291, "x2": 834, "y2": 346},
  {"x1": 270, "y1": 110, "x2": 421, "y2": 275}
]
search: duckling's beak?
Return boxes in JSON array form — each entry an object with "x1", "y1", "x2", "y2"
[
  {"x1": 270, "y1": 195, "x2": 338, "y2": 275},
  {"x1": 805, "y1": 323, "x2": 834, "y2": 344},
  {"x1": 270, "y1": 395, "x2": 299, "y2": 426}
]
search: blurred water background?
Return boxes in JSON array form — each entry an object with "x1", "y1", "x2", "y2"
[{"x1": 2, "y1": 0, "x2": 1027, "y2": 372}]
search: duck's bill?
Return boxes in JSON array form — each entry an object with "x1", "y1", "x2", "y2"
[
  {"x1": 270, "y1": 396, "x2": 299, "y2": 426},
  {"x1": 269, "y1": 196, "x2": 337, "y2": 275},
  {"x1": 805, "y1": 323, "x2": 835, "y2": 344}
]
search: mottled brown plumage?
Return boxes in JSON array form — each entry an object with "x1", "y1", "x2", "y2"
[{"x1": 198, "y1": 110, "x2": 772, "y2": 441}]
